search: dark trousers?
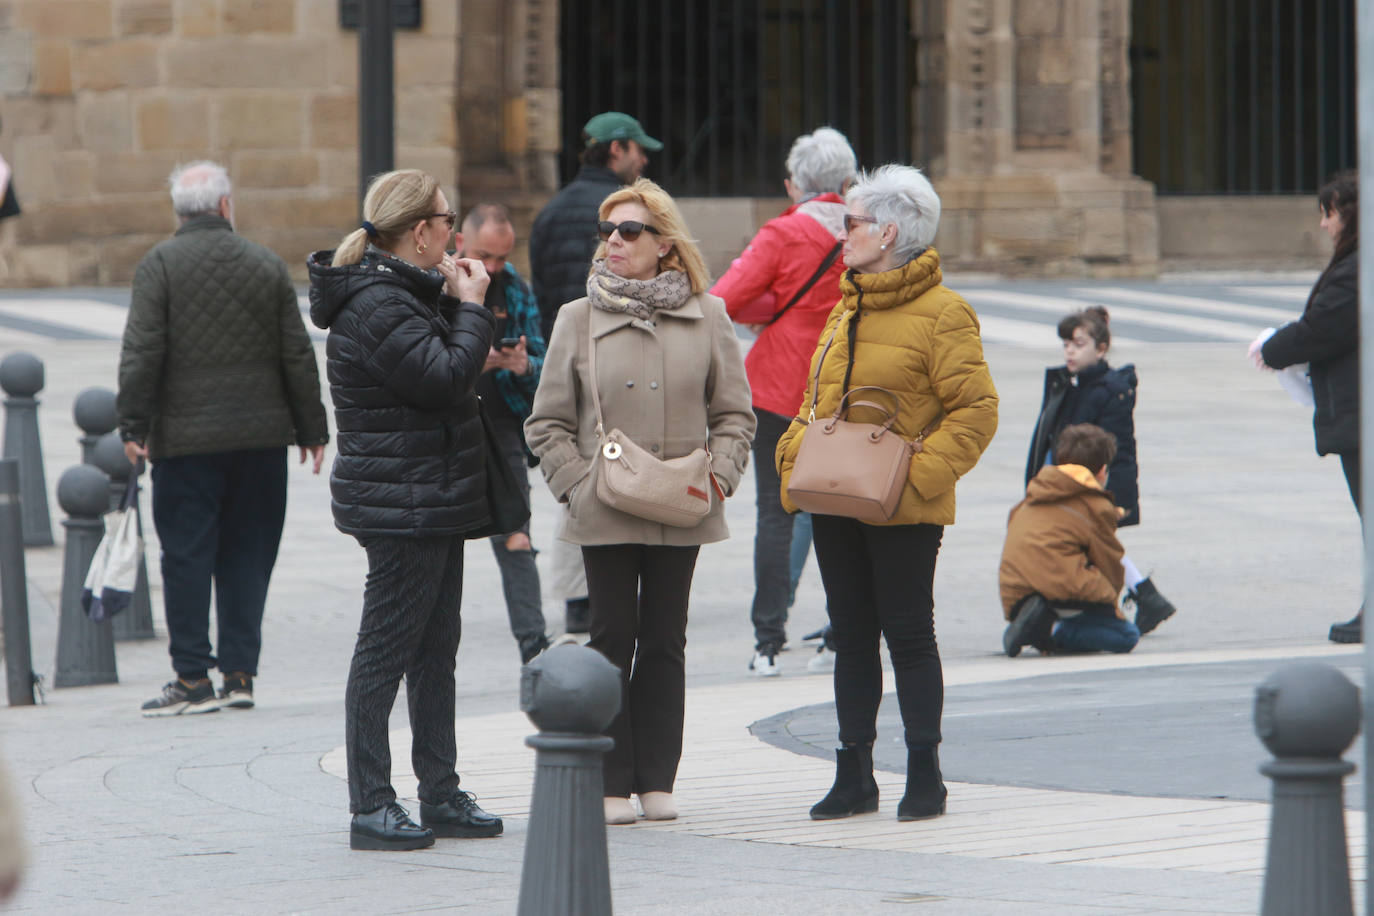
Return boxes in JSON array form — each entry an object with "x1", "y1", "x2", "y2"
[
  {"x1": 811, "y1": 516, "x2": 944, "y2": 750},
  {"x1": 486, "y1": 415, "x2": 546, "y2": 658},
  {"x1": 583, "y1": 543, "x2": 700, "y2": 797},
  {"x1": 345, "y1": 535, "x2": 465, "y2": 813},
  {"x1": 1341, "y1": 451, "x2": 1362, "y2": 514},
  {"x1": 150, "y1": 447, "x2": 287, "y2": 679},
  {"x1": 750, "y1": 408, "x2": 794, "y2": 652}
]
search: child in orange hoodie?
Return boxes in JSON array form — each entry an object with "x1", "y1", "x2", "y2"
[{"x1": 999, "y1": 423, "x2": 1139, "y2": 657}]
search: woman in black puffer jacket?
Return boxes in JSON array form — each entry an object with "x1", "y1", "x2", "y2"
[
  {"x1": 1260, "y1": 170, "x2": 1361, "y2": 643},
  {"x1": 308, "y1": 169, "x2": 505, "y2": 852}
]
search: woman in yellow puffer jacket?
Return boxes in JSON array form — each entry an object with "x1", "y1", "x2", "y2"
[{"x1": 776, "y1": 164, "x2": 998, "y2": 823}]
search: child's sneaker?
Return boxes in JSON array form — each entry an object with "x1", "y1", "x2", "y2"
[
  {"x1": 749, "y1": 651, "x2": 780, "y2": 677},
  {"x1": 218, "y1": 672, "x2": 254, "y2": 709},
  {"x1": 142, "y1": 678, "x2": 220, "y2": 717}
]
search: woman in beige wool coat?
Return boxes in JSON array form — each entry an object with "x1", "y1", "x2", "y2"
[{"x1": 525, "y1": 178, "x2": 755, "y2": 827}]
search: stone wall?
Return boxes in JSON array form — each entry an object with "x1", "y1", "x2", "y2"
[{"x1": 0, "y1": 0, "x2": 460, "y2": 287}]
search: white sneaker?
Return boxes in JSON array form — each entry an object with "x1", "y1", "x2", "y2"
[
  {"x1": 749, "y1": 651, "x2": 781, "y2": 677},
  {"x1": 807, "y1": 646, "x2": 836, "y2": 673}
]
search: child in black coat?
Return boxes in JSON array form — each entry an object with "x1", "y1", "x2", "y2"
[{"x1": 1026, "y1": 306, "x2": 1177, "y2": 635}]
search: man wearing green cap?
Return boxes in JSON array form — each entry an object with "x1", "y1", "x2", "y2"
[{"x1": 528, "y1": 110, "x2": 662, "y2": 635}]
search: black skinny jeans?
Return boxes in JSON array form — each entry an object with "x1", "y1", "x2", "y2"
[
  {"x1": 582, "y1": 543, "x2": 700, "y2": 798},
  {"x1": 345, "y1": 535, "x2": 466, "y2": 813},
  {"x1": 810, "y1": 516, "x2": 944, "y2": 750},
  {"x1": 750, "y1": 408, "x2": 794, "y2": 652}
]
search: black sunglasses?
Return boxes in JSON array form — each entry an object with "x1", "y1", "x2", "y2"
[
  {"x1": 597, "y1": 220, "x2": 661, "y2": 242},
  {"x1": 429, "y1": 211, "x2": 457, "y2": 230}
]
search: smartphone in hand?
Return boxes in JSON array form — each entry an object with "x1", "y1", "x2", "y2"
[{"x1": 497, "y1": 337, "x2": 522, "y2": 349}]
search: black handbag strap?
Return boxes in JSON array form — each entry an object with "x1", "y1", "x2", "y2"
[{"x1": 767, "y1": 241, "x2": 843, "y2": 326}]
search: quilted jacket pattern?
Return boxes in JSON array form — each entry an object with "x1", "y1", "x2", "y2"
[
  {"x1": 776, "y1": 248, "x2": 999, "y2": 526},
  {"x1": 117, "y1": 215, "x2": 329, "y2": 459},
  {"x1": 307, "y1": 249, "x2": 496, "y2": 538}
]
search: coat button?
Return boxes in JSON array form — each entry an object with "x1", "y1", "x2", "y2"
[
  {"x1": 650, "y1": 381, "x2": 659, "y2": 389},
  {"x1": 626, "y1": 380, "x2": 635, "y2": 388},
  {"x1": 651, "y1": 444, "x2": 660, "y2": 453}
]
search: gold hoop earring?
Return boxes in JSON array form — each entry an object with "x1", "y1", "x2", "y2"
[{"x1": 416, "y1": 241, "x2": 428, "y2": 255}]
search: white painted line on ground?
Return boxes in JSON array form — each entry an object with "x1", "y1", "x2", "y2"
[
  {"x1": 1078, "y1": 287, "x2": 1299, "y2": 323},
  {"x1": 0, "y1": 299, "x2": 128, "y2": 338},
  {"x1": 976, "y1": 314, "x2": 1148, "y2": 349},
  {"x1": 962, "y1": 289, "x2": 1268, "y2": 341},
  {"x1": 1227, "y1": 285, "x2": 1313, "y2": 304}
]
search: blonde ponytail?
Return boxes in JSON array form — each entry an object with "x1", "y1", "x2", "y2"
[
  {"x1": 331, "y1": 228, "x2": 372, "y2": 267},
  {"x1": 329, "y1": 169, "x2": 441, "y2": 267}
]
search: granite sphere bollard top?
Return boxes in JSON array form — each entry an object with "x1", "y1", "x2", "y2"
[
  {"x1": 518, "y1": 642, "x2": 622, "y2": 916},
  {"x1": 0, "y1": 351, "x2": 53, "y2": 546},
  {"x1": 1254, "y1": 662, "x2": 1360, "y2": 916},
  {"x1": 53, "y1": 464, "x2": 118, "y2": 688},
  {"x1": 90, "y1": 432, "x2": 155, "y2": 642},
  {"x1": 73, "y1": 387, "x2": 118, "y2": 464}
]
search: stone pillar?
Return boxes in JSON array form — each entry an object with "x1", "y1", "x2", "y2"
[
  {"x1": 53, "y1": 464, "x2": 117, "y2": 688},
  {"x1": 0, "y1": 352, "x2": 53, "y2": 546},
  {"x1": 73, "y1": 387, "x2": 117, "y2": 465},
  {"x1": 1254, "y1": 662, "x2": 1359, "y2": 916},
  {"x1": 517, "y1": 643, "x2": 622, "y2": 916},
  {"x1": 927, "y1": 0, "x2": 1158, "y2": 276}
]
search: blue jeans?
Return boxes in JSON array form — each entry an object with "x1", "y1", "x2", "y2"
[
  {"x1": 750, "y1": 408, "x2": 794, "y2": 652},
  {"x1": 1052, "y1": 611, "x2": 1139, "y2": 654}
]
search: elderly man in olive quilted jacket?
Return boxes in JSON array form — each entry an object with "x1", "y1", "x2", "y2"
[{"x1": 117, "y1": 161, "x2": 329, "y2": 718}]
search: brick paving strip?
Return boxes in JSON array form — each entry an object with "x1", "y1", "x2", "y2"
[{"x1": 321, "y1": 643, "x2": 1366, "y2": 882}]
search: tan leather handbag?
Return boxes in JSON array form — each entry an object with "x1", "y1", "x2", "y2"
[
  {"x1": 587, "y1": 320, "x2": 722, "y2": 528},
  {"x1": 786, "y1": 318, "x2": 937, "y2": 524}
]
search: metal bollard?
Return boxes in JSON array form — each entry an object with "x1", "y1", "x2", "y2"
[
  {"x1": 0, "y1": 352, "x2": 53, "y2": 546},
  {"x1": 0, "y1": 460, "x2": 35, "y2": 705},
  {"x1": 91, "y1": 433, "x2": 154, "y2": 641},
  {"x1": 1254, "y1": 661, "x2": 1361, "y2": 916},
  {"x1": 53, "y1": 465, "x2": 117, "y2": 688},
  {"x1": 518, "y1": 643, "x2": 622, "y2": 916},
  {"x1": 73, "y1": 387, "x2": 117, "y2": 465}
]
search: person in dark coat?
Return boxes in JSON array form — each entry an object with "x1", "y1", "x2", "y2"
[
  {"x1": 118, "y1": 161, "x2": 329, "y2": 718},
  {"x1": 1258, "y1": 169, "x2": 1361, "y2": 643},
  {"x1": 528, "y1": 111, "x2": 662, "y2": 635},
  {"x1": 1025, "y1": 306, "x2": 1177, "y2": 636},
  {"x1": 307, "y1": 169, "x2": 504, "y2": 852}
]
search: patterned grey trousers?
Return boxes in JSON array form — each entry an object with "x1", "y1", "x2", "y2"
[{"x1": 345, "y1": 534, "x2": 465, "y2": 813}]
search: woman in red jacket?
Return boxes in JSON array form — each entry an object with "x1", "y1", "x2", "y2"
[{"x1": 711, "y1": 127, "x2": 856, "y2": 676}]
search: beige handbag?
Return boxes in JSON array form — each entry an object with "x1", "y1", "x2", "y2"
[
  {"x1": 587, "y1": 320, "x2": 722, "y2": 528},
  {"x1": 786, "y1": 318, "x2": 937, "y2": 524}
]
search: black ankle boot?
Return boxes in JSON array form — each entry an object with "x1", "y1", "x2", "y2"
[
  {"x1": 1330, "y1": 609, "x2": 1363, "y2": 644},
  {"x1": 897, "y1": 746, "x2": 947, "y2": 822},
  {"x1": 1129, "y1": 577, "x2": 1176, "y2": 635},
  {"x1": 809, "y1": 743, "x2": 879, "y2": 820}
]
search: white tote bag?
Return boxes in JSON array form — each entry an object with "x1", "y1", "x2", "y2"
[{"x1": 81, "y1": 475, "x2": 143, "y2": 622}]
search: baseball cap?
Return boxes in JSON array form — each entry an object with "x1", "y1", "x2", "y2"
[{"x1": 582, "y1": 112, "x2": 663, "y2": 151}]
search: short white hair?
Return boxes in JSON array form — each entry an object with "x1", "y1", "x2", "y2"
[
  {"x1": 785, "y1": 127, "x2": 857, "y2": 196},
  {"x1": 168, "y1": 161, "x2": 231, "y2": 218},
  {"x1": 845, "y1": 164, "x2": 941, "y2": 264}
]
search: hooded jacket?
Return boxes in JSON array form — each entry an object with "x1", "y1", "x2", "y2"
[
  {"x1": 710, "y1": 193, "x2": 847, "y2": 418},
  {"x1": 999, "y1": 464, "x2": 1126, "y2": 620},
  {"x1": 1025, "y1": 360, "x2": 1140, "y2": 526},
  {"x1": 307, "y1": 249, "x2": 496, "y2": 538},
  {"x1": 775, "y1": 248, "x2": 999, "y2": 526},
  {"x1": 1261, "y1": 249, "x2": 1359, "y2": 456}
]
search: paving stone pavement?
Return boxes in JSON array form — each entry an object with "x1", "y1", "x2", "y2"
[{"x1": 0, "y1": 276, "x2": 1368, "y2": 914}]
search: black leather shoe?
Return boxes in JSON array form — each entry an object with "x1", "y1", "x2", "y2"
[
  {"x1": 421, "y1": 790, "x2": 504, "y2": 838},
  {"x1": 1330, "y1": 610, "x2": 1363, "y2": 644},
  {"x1": 350, "y1": 802, "x2": 434, "y2": 851}
]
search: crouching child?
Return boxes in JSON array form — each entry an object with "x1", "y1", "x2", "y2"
[{"x1": 998, "y1": 423, "x2": 1140, "y2": 657}]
